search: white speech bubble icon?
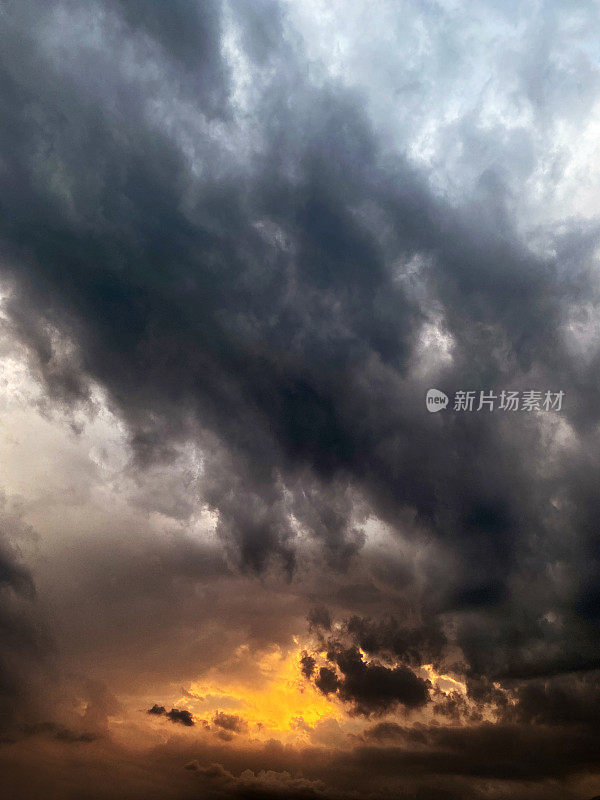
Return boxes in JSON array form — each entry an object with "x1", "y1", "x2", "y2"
[{"x1": 426, "y1": 388, "x2": 448, "y2": 412}]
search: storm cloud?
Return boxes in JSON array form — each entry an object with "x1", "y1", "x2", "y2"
[{"x1": 1, "y1": 0, "x2": 600, "y2": 798}]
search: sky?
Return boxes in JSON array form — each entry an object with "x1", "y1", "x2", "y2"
[{"x1": 1, "y1": 1, "x2": 600, "y2": 798}]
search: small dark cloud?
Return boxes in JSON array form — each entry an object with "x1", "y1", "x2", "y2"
[
  {"x1": 300, "y1": 652, "x2": 316, "y2": 679},
  {"x1": 315, "y1": 667, "x2": 340, "y2": 696},
  {"x1": 167, "y1": 708, "x2": 195, "y2": 727},
  {"x1": 147, "y1": 705, "x2": 194, "y2": 726}
]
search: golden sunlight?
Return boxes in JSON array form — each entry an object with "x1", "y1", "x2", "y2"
[{"x1": 184, "y1": 643, "x2": 343, "y2": 737}]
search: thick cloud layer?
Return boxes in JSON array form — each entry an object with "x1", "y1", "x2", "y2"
[{"x1": 1, "y1": 0, "x2": 600, "y2": 798}]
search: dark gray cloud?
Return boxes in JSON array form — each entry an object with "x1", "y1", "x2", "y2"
[
  {"x1": 147, "y1": 703, "x2": 167, "y2": 716},
  {"x1": 1, "y1": 0, "x2": 600, "y2": 797},
  {"x1": 0, "y1": 0, "x2": 575, "y2": 601},
  {"x1": 167, "y1": 708, "x2": 195, "y2": 727},
  {"x1": 344, "y1": 614, "x2": 446, "y2": 670},
  {"x1": 306, "y1": 612, "x2": 440, "y2": 714},
  {"x1": 148, "y1": 704, "x2": 195, "y2": 727},
  {"x1": 314, "y1": 646, "x2": 430, "y2": 715}
]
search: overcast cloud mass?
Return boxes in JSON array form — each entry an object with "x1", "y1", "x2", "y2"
[{"x1": 1, "y1": 1, "x2": 600, "y2": 798}]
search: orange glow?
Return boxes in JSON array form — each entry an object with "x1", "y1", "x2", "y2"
[{"x1": 184, "y1": 644, "x2": 342, "y2": 737}]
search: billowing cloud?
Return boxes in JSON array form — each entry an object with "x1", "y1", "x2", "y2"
[
  {"x1": 1, "y1": 1, "x2": 600, "y2": 798},
  {"x1": 312, "y1": 646, "x2": 429, "y2": 715},
  {"x1": 213, "y1": 712, "x2": 247, "y2": 735}
]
